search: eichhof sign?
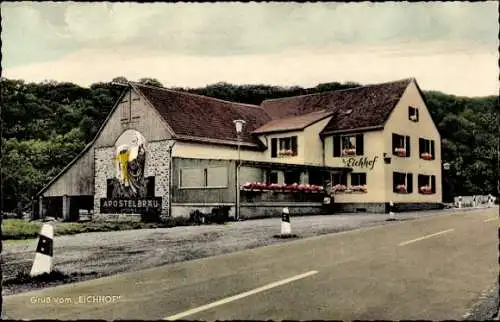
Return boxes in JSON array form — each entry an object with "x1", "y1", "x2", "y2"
[{"x1": 342, "y1": 156, "x2": 378, "y2": 170}]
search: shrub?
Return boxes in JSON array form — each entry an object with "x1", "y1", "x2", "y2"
[{"x1": 2, "y1": 219, "x2": 42, "y2": 240}]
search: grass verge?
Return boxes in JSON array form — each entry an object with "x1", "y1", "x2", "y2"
[{"x1": 2, "y1": 216, "x2": 193, "y2": 241}]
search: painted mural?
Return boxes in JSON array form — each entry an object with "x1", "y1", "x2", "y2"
[{"x1": 111, "y1": 130, "x2": 147, "y2": 198}]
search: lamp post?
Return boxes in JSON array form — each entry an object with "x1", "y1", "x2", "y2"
[
  {"x1": 233, "y1": 119, "x2": 246, "y2": 221},
  {"x1": 442, "y1": 161, "x2": 450, "y2": 203}
]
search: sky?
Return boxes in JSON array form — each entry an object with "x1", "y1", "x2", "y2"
[{"x1": 1, "y1": 2, "x2": 498, "y2": 97}]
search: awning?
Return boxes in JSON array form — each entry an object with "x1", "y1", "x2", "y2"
[{"x1": 240, "y1": 160, "x2": 352, "y2": 173}]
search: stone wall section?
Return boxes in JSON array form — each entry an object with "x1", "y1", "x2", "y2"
[
  {"x1": 144, "y1": 140, "x2": 173, "y2": 217},
  {"x1": 94, "y1": 147, "x2": 115, "y2": 215}
]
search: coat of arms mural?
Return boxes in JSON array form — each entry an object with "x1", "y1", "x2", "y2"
[{"x1": 111, "y1": 130, "x2": 147, "y2": 198}]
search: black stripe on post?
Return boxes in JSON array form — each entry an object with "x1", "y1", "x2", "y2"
[
  {"x1": 282, "y1": 212, "x2": 290, "y2": 223},
  {"x1": 36, "y1": 235, "x2": 53, "y2": 257}
]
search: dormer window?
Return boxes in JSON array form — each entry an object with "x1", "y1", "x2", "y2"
[
  {"x1": 271, "y1": 136, "x2": 298, "y2": 158},
  {"x1": 333, "y1": 134, "x2": 364, "y2": 157},
  {"x1": 409, "y1": 106, "x2": 419, "y2": 122}
]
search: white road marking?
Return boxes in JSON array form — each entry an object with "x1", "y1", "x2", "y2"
[
  {"x1": 398, "y1": 229, "x2": 455, "y2": 246},
  {"x1": 164, "y1": 270, "x2": 318, "y2": 320},
  {"x1": 484, "y1": 217, "x2": 498, "y2": 223}
]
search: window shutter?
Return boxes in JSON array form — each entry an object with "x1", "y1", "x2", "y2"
[
  {"x1": 341, "y1": 174, "x2": 347, "y2": 186},
  {"x1": 271, "y1": 138, "x2": 277, "y2": 157},
  {"x1": 291, "y1": 136, "x2": 298, "y2": 156},
  {"x1": 356, "y1": 134, "x2": 364, "y2": 156},
  {"x1": 333, "y1": 136, "x2": 341, "y2": 157},
  {"x1": 405, "y1": 136, "x2": 411, "y2": 157},
  {"x1": 416, "y1": 108, "x2": 419, "y2": 121},
  {"x1": 361, "y1": 173, "x2": 367, "y2": 185},
  {"x1": 430, "y1": 140, "x2": 435, "y2": 160},
  {"x1": 393, "y1": 172, "x2": 398, "y2": 192},
  {"x1": 392, "y1": 133, "x2": 398, "y2": 154},
  {"x1": 407, "y1": 173, "x2": 413, "y2": 193},
  {"x1": 431, "y1": 175, "x2": 436, "y2": 193},
  {"x1": 419, "y1": 138, "x2": 424, "y2": 155}
]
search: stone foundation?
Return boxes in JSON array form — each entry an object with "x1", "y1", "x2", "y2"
[
  {"x1": 334, "y1": 202, "x2": 444, "y2": 214},
  {"x1": 171, "y1": 202, "x2": 325, "y2": 220}
]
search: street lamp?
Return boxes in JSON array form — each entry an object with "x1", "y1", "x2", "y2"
[{"x1": 233, "y1": 119, "x2": 246, "y2": 221}]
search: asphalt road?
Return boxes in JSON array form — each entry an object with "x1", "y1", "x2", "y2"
[{"x1": 3, "y1": 208, "x2": 498, "y2": 320}]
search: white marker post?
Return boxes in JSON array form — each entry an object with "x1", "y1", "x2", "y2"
[
  {"x1": 281, "y1": 207, "x2": 291, "y2": 236},
  {"x1": 30, "y1": 224, "x2": 54, "y2": 277},
  {"x1": 388, "y1": 201, "x2": 395, "y2": 221},
  {"x1": 458, "y1": 196, "x2": 463, "y2": 209}
]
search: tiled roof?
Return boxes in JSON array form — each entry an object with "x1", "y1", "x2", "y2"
[
  {"x1": 260, "y1": 78, "x2": 413, "y2": 134},
  {"x1": 252, "y1": 110, "x2": 333, "y2": 134},
  {"x1": 134, "y1": 84, "x2": 272, "y2": 146}
]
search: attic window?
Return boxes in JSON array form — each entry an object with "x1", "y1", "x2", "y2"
[{"x1": 409, "y1": 106, "x2": 419, "y2": 122}]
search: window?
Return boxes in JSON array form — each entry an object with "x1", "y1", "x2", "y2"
[
  {"x1": 309, "y1": 170, "x2": 325, "y2": 186},
  {"x1": 419, "y1": 138, "x2": 435, "y2": 160},
  {"x1": 392, "y1": 133, "x2": 410, "y2": 157},
  {"x1": 266, "y1": 171, "x2": 279, "y2": 184},
  {"x1": 332, "y1": 173, "x2": 348, "y2": 186},
  {"x1": 418, "y1": 174, "x2": 436, "y2": 194},
  {"x1": 409, "y1": 106, "x2": 419, "y2": 122},
  {"x1": 271, "y1": 136, "x2": 298, "y2": 157},
  {"x1": 121, "y1": 99, "x2": 130, "y2": 121},
  {"x1": 206, "y1": 167, "x2": 228, "y2": 187},
  {"x1": 351, "y1": 173, "x2": 367, "y2": 186},
  {"x1": 284, "y1": 170, "x2": 301, "y2": 185},
  {"x1": 179, "y1": 167, "x2": 228, "y2": 188},
  {"x1": 393, "y1": 172, "x2": 413, "y2": 193},
  {"x1": 106, "y1": 179, "x2": 114, "y2": 198},
  {"x1": 333, "y1": 134, "x2": 364, "y2": 157},
  {"x1": 146, "y1": 176, "x2": 155, "y2": 197},
  {"x1": 180, "y1": 168, "x2": 205, "y2": 188}
]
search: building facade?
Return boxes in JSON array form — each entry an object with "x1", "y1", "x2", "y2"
[{"x1": 36, "y1": 78, "x2": 442, "y2": 221}]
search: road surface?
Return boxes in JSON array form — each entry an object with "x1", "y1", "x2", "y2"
[{"x1": 3, "y1": 208, "x2": 498, "y2": 320}]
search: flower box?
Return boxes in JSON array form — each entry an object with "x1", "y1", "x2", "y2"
[
  {"x1": 394, "y1": 147, "x2": 406, "y2": 157},
  {"x1": 333, "y1": 184, "x2": 347, "y2": 193},
  {"x1": 419, "y1": 186, "x2": 433, "y2": 194},
  {"x1": 278, "y1": 150, "x2": 295, "y2": 157},
  {"x1": 342, "y1": 148, "x2": 356, "y2": 156},
  {"x1": 351, "y1": 185, "x2": 368, "y2": 193},
  {"x1": 410, "y1": 115, "x2": 418, "y2": 121},
  {"x1": 420, "y1": 152, "x2": 433, "y2": 160},
  {"x1": 396, "y1": 184, "x2": 407, "y2": 193}
]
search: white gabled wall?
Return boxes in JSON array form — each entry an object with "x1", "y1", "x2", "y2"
[
  {"x1": 94, "y1": 88, "x2": 173, "y2": 149},
  {"x1": 383, "y1": 79, "x2": 442, "y2": 203}
]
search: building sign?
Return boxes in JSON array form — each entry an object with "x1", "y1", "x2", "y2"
[
  {"x1": 100, "y1": 198, "x2": 162, "y2": 214},
  {"x1": 102, "y1": 130, "x2": 155, "y2": 214},
  {"x1": 342, "y1": 156, "x2": 378, "y2": 170}
]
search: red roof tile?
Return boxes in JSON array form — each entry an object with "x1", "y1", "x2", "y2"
[
  {"x1": 134, "y1": 84, "x2": 271, "y2": 146},
  {"x1": 261, "y1": 78, "x2": 413, "y2": 134}
]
